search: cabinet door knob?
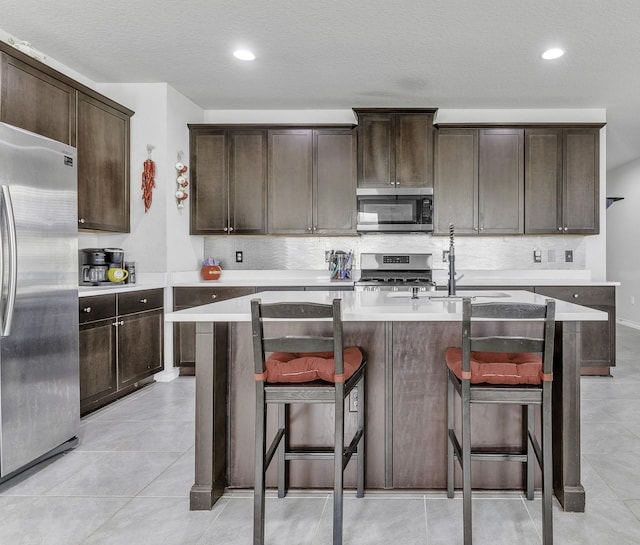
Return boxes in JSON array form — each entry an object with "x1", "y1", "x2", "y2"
[
  {"x1": 211, "y1": 294, "x2": 217, "y2": 300},
  {"x1": 479, "y1": 226, "x2": 484, "y2": 232},
  {"x1": 306, "y1": 227, "x2": 312, "y2": 231},
  {"x1": 573, "y1": 293, "x2": 579, "y2": 299},
  {"x1": 223, "y1": 227, "x2": 228, "y2": 232},
  {"x1": 564, "y1": 227, "x2": 569, "y2": 231},
  {"x1": 229, "y1": 227, "x2": 234, "y2": 232},
  {"x1": 83, "y1": 307, "x2": 91, "y2": 313},
  {"x1": 140, "y1": 298, "x2": 148, "y2": 304},
  {"x1": 112, "y1": 320, "x2": 124, "y2": 327},
  {"x1": 473, "y1": 226, "x2": 478, "y2": 232},
  {"x1": 558, "y1": 226, "x2": 563, "y2": 231},
  {"x1": 78, "y1": 218, "x2": 86, "y2": 224}
]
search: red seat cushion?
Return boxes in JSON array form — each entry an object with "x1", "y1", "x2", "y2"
[
  {"x1": 265, "y1": 346, "x2": 363, "y2": 383},
  {"x1": 445, "y1": 347, "x2": 543, "y2": 385}
]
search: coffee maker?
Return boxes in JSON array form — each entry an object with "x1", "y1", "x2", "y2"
[{"x1": 79, "y1": 248, "x2": 125, "y2": 285}]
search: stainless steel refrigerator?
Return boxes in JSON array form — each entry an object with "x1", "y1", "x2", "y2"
[{"x1": 0, "y1": 122, "x2": 79, "y2": 482}]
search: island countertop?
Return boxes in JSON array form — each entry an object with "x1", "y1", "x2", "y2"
[{"x1": 165, "y1": 289, "x2": 608, "y2": 323}]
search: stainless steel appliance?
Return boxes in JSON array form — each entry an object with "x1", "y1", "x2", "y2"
[
  {"x1": 355, "y1": 253, "x2": 436, "y2": 292},
  {"x1": 0, "y1": 122, "x2": 79, "y2": 483},
  {"x1": 356, "y1": 188, "x2": 433, "y2": 232}
]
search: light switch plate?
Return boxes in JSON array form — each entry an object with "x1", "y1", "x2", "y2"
[{"x1": 533, "y1": 250, "x2": 542, "y2": 263}]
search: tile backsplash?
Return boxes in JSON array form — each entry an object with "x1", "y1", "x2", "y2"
[{"x1": 204, "y1": 234, "x2": 586, "y2": 271}]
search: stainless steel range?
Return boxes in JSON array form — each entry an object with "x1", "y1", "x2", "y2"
[{"x1": 355, "y1": 253, "x2": 436, "y2": 292}]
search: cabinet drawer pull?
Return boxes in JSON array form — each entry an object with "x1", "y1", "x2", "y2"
[
  {"x1": 82, "y1": 307, "x2": 91, "y2": 313},
  {"x1": 78, "y1": 218, "x2": 86, "y2": 224},
  {"x1": 140, "y1": 298, "x2": 148, "y2": 304}
]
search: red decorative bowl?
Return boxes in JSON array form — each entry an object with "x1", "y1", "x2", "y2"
[{"x1": 201, "y1": 265, "x2": 222, "y2": 281}]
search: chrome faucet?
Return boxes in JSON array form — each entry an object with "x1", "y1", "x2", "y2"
[{"x1": 448, "y1": 223, "x2": 456, "y2": 296}]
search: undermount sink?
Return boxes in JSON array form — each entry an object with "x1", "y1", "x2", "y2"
[{"x1": 386, "y1": 290, "x2": 511, "y2": 300}]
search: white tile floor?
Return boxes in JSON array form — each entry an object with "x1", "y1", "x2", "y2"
[{"x1": 2, "y1": 325, "x2": 640, "y2": 544}]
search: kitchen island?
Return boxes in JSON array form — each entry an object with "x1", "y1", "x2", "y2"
[{"x1": 165, "y1": 289, "x2": 608, "y2": 513}]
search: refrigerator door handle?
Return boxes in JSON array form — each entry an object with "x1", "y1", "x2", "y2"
[{"x1": 1, "y1": 184, "x2": 18, "y2": 337}]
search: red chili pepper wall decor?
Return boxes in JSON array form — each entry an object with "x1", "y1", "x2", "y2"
[{"x1": 142, "y1": 145, "x2": 156, "y2": 213}]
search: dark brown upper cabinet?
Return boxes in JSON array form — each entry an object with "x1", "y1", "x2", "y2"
[
  {"x1": 0, "y1": 52, "x2": 76, "y2": 146},
  {"x1": 525, "y1": 127, "x2": 601, "y2": 234},
  {"x1": 434, "y1": 128, "x2": 524, "y2": 235},
  {"x1": 77, "y1": 92, "x2": 131, "y2": 232},
  {"x1": 354, "y1": 109, "x2": 436, "y2": 189},
  {"x1": 189, "y1": 127, "x2": 267, "y2": 235},
  {"x1": 268, "y1": 128, "x2": 356, "y2": 235}
]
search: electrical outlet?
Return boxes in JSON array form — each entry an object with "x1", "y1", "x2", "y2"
[
  {"x1": 235, "y1": 251, "x2": 243, "y2": 263},
  {"x1": 349, "y1": 389, "x2": 358, "y2": 412},
  {"x1": 565, "y1": 250, "x2": 573, "y2": 263}
]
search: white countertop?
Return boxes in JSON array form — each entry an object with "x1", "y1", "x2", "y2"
[
  {"x1": 165, "y1": 290, "x2": 608, "y2": 323},
  {"x1": 78, "y1": 269, "x2": 620, "y2": 298}
]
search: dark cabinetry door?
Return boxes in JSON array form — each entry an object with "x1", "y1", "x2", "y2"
[
  {"x1": 478, "y1": 129, "x2": 524, "y2": 234},
  {"x1": 524, "y1": 128, "x2": 562, "y2": 234},
  {"x1": 524, "y1": 127, "x2": 600, "y2": 234},
  {"x1": 563, "y1": 129, "x2": 599, "y2": 234},
  {"x1": 191, "y1": 130, "x2": 227, "y2": 233},
  {"x1": 173, "y1": 287, "x2": 255, "y2": 371},
  {"x1": 190, "y1": 129, "x2": 267, "y2": 234},
  {"x1": 118, "y1": 309, "x2": 164, "y2": 388},
  {"x1": 229, "y1": 130, "x2": 267, "y2": 233},
  {"x1": 434, "y1": 129, "x2": 478, "y2": 234},
  {"x1": 535, "y1": 286, "x2": 615, "y2": 370},
  {"x1": 356, "y1": 110, "x2": 434, "y2": 188},
  {"x1": 434, "y1": 128, "x2": 523, "y2": 235},
  {"x1": 79, "y1": 295, "x2": 117, "y2": 415},
  {"x1": 268, "y1": 129, "x2": 313, "y2": 233},
  {"x1": 0, "y1": 52, "x2": 76, "y2": 145},
  {"x1": 77, "y1": 93, "x2": 130, "y2": 232},
  {"x1": 314, "y1": 129, "x2": 357, "y2": 233}
]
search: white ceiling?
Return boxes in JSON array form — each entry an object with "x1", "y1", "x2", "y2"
[{"x1": 1, "y1": 0, "x2": 639, "y2": 170}]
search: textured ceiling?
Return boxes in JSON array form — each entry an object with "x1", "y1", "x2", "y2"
[{"x1": 1, "y1": 0, "x2": 639, "y2": 169}]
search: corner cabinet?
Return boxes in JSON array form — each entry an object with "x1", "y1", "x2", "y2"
[
  {"x1": 267, "y1": 128, "x2": 357, "y2": 235},
  {"x1": 525, "y1": 127, "x2": 601, "y2": 234},
  {"x1": 79, "y1": 289, "x2": 164, "y2": 415},
  {"x1": 0, "y1": 52, "x2": 76, "y2": 145},
  {"x1": 77, "y1": 93, "x2": 132, "y2": 232},
  {"x1": 354, "y1": 109, "x2": 436, "y2": 189},
  {"x1": 173, "y1": 287, "x2": 255, "y2": 373},
  {"x1": 189, "y1": 127, "x2": 267, "y2": 235},
  {"x1": 534, "y1": 286, "x2": 615, "y2": 374},
  {"x1": 434, "y1": 128, "x2": 524, "y2": 235}
]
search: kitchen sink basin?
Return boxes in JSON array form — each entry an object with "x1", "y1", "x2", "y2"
[{"x1": 386, "y1": 290, "x2": 511, "y2": 300}]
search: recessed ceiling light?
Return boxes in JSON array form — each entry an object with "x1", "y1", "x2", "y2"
[
  {"x1": 233, "y1": 50, "x2": 255, "y2": 61},
  {"x1": 541, "y1": 48, "x2": 564, "y2": 60}
]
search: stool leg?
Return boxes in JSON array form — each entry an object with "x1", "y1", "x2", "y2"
[
  {"x1": 254, "y1": 387, "x2": 266, "y2": 545},
  {"x1": 461, "y1": 381, "x2": 472, "y2": 545},
  {"x1": 333, "y1": 385, "x2": 345, "y2": 545},
  {"x1": 356, "y1": 374, "x2": 365, "y2": 498},
  {"x1": 542, "y1": 383, "x2": 553, "y2": 545},
  {"x1": 526, "y1": 404, "x2": 534, "y2": 501},
  {"x1": 277, "y1": 403, "x2": 288, "y2": 498},
  {"x1": 447, "y1": 374, "x2": 455, "y2": 498}
]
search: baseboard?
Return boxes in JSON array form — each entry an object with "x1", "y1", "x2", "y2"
[
  {"x1": 154, "y1": 367, "x2": 180, "y2": 382},
  {"x1": 617, "y1": 318, "x2": 640, "y2": 330}
]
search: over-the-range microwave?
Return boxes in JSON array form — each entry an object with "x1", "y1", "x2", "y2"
[{"x1": 356, "y1": 188, "x2": 433, "y2": 233}]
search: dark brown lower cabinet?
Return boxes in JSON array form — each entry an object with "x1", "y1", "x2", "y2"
[
  {"x1": 79, "y1": 289, "x2": 164, "y2": 415},
  {"x1": 173, "y1": 287, "x2": 255, "y2": 373},
  {"x1": 534, "y1": 286, "x2": 616, "y2": 374}
]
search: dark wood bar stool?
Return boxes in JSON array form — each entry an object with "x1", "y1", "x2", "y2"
[
  {"x1": 445, "y1": 298, "x2": 556, "y2": 545},
  {"x1": 250, "y1": 298, "x2": 366, "y2": 545}
]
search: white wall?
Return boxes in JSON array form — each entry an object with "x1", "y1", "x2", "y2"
[{"x1": 607, "y1": 156, "x2": 640, "y2": 325}]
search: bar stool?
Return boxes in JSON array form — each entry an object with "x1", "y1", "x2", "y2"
[
  {"x1": 445, "y1": 298, "x2": 555, "y2": 545},
  {"x1": 250, "y1": 298, "x2": 366, "y2": 545}
]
